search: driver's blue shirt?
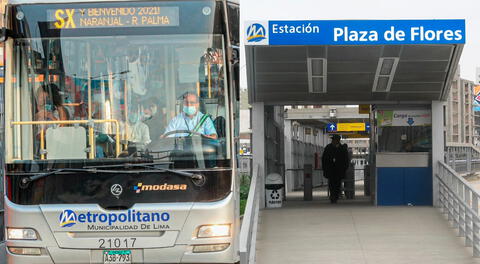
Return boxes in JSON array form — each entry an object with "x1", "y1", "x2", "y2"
[{"x1": 164, "y1": 112, "x2": 217, "y2": 137}]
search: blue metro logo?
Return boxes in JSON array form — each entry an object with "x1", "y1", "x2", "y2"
[
  {"x1": 246, "y1": 23, "x2": 266, "y2": 42},
  {"x1": 59, "y1": 209, "x2": 77, "y2": 228}
]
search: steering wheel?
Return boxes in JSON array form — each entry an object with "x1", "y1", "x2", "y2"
[{"x1": 162, "y1": 130, "x2": 211, "y2": 139}]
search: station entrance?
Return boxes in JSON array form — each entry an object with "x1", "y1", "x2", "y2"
[
  {"x1": 282, "y1": 105, "x2": 372, "y2": 204},
  {"x1": 279, "y1": 104, "x2": 434, "y2": 206},
  {"x1": 245, "y1": 20, "x2": 465, "y2": 208},
  {"x1": 256, "y1": 103, "x2": 436, "y2": 207}
]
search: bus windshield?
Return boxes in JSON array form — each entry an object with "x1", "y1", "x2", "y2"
[{"x1": 6, "y1": 33, "x2": 230, "y2": 168}]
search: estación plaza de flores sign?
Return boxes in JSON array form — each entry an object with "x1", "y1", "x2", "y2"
[{"x1": 245, "y1": 20, "x2": 466, "y2": 45}]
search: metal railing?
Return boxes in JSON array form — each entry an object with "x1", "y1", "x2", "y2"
[
  {"x1": 437, "y1": 161, "x2": 480, "y2": 257},
  {"x1": 239, "y1": 164, "x2": 261, "y2": 264},
  {"x1": 12, "y1": 119, "x2": 121, "y2": 159},
  {"x1": 445, "y1": 145, "x2": 480, "y2": 173}
]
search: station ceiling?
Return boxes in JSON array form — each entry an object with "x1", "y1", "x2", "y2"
[{"x1": 246, "y1": 44, "x2": 463, "y2": 105}]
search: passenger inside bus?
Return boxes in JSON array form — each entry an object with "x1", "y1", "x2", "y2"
[
  {"x1": 34, "y1": 83, "x2": 68, "y2": 123},
  {"x1": 142, "y1": 98, "x2": 165, "y2": 142},
  {"x1": 126, "y1": 110, "x2": 151, "y2": 151},
  {"x1": 33, "y1": 83, "x2": 71, "y2": 159},
  {"x1": 199, "y1": 48, "x2": 223, "y2": 98}
]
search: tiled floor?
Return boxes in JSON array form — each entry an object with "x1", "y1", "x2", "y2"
[{"x1": 255, "y1": 188, "x2": 480, "y2": 264}]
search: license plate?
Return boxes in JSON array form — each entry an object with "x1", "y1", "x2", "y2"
[{"x1": 103, "y1": 250, "x2": 131, "y2": 264}]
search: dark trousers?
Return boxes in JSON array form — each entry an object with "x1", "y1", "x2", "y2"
[{"x1": 328, "y1": 177, "x2": 342, "y2": 201}]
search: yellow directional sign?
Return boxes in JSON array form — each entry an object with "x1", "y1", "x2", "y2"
[{"x1": 337, "y1": 123, "x2": 366, "y2": 132}]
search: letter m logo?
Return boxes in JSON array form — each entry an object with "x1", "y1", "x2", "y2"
[
  {"x1": 246, "y1": 23, "x2": 266, "y2": 43},
  {"x1": 59, "y1": 209, "x2": 77, "y2": 227}
]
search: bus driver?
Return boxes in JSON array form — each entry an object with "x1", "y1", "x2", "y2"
[{"x1": 163, "y1": 92, "x2": 217, "y2": 139}]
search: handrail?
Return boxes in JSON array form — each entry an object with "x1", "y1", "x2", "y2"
[
  {"x1": 445, "y1": 145, "x2": 480, "y2": 173},
  {"x1": 239, "y1": 164, "x2": 261, "y2": 264},
  {"x1": 11, "y1": 119, "x2": 121, "y2": 159},
  {"x1": 437, "y1": 161, "x2": 480, "y2": 257},
  {"x1": 445, "y1": 145, "x2": 480, "y2": 156}
]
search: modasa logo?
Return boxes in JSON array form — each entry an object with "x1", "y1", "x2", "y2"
[
  {"x1": 59, "y1": 209, "x2": 77, "y2": 227},
  {"x1": 134, "y1": 183, "x2": 187, "y2": 193},
  {"x1": 246, "y1": 23, "x2": 266, "y2": 42}
]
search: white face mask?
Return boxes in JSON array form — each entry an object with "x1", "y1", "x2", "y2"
[
  {"x1": 128, "y1": 113, "x2": 139, "y2": 124},
  {"x1": 183, "y1": 105, "x2": 197, "y2": 116},
  {"x1": 141, "y1": 113, "x2": 152, "y2": 121}
]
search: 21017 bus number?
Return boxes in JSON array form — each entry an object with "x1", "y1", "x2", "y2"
[{"x1": 98, "y1": 238, "x2": 137, "y2": 248}]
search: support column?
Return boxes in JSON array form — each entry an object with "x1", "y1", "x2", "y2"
[
  {"x1": 432, "y1": 101, "x2": 445, "y2": 207},
  {"x1": 284, "y1": 120, "x2": 293, "y2": 193},
  {"x1": 304, "y1": 164, "x2": 313, "y2": 201},
  {"x1": 252, "y1": 102, "x2": 266, "y2": 208}
]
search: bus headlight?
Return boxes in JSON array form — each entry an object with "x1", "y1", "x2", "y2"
[
  {"x1": 197, "y1": 224, "x2": 230, "y2": 238},
  {"x1": 7, "y1": 228, "x2": 38, "y2": 240},
  {"x1": 8, "y1": 247, "x2": 42, "y2": 255}
]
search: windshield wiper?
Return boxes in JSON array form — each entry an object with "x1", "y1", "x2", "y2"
[
  {"x1": 83, "y1": 161, "x2": 172, "y2": 169},
  {"x1": 132, "y1": 165, "x2": 206, "y2": 187},
  {"x1": 15, "y1": 168, "x2": 145, "y2": 188},
  {"x1": 84, "y1": 163, "x2": 206, "y2": 187}
]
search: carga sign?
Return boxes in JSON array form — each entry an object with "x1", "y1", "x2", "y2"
[{"x1": 245, "y1": 20, "x2": 466, "y2": 45}]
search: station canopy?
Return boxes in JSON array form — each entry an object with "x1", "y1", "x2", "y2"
[{"x1": 245, "y1": 20, "x2": 465, "y2": 105}]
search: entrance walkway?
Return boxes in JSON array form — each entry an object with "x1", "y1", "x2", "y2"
[{"x1": 255, "y1": 193, "x2": 480, "y2": 264}]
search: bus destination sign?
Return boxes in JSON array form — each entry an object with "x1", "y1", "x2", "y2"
[{"x1": 48, "y1": 6, "x2": 179, "y2": 29}]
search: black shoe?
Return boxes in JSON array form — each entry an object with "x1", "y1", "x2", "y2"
[{"x1": 330, "y1": 199, "x2": 337, "y2": 204}]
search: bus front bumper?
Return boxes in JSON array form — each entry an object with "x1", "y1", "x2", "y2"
[{"x1": 6, "y1": 243, "x2": 237, "y2": 263}]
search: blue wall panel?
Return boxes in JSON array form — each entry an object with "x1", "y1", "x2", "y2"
[
  {"x1": 377, "y1": 167, "x2": 433, "y2": 206},
  {"x1": 404, "y1": 167, "x2": 433, "y2": 206},
  {"x1": 377, "y1": 168, "x2": 404, "y2": 205}
]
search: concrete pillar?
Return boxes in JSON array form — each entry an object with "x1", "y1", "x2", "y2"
[
  {"x1": 432, "y1": 101, "x2": 445, "y2": 207},
  {"x1": 284, "y1": 120, "x2": 293, "y2": 193},
  {"x1": 304, "y1": 164, "x2": 313, "y2": 201},
  {"x1": 252, "y1": 102, "x2": 266, "y2": 208},
  {"x1": 275, "y1": 106, "x2": 285, "y2": 184}
]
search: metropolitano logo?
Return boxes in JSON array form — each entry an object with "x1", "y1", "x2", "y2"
[
  {"x1": 57, "y1": 209, "x2": 171, "y2": 229},
  {"x1": 245, "y1": 21, "x2": 268, "y2": 45},
  {"x1": 59, "y1": 209, "x2": 77, "y2": 227}
]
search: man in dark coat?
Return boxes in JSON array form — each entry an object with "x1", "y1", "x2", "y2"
[{"x1": 322, "y1": 134, "x2": 349, "y2": 203}]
